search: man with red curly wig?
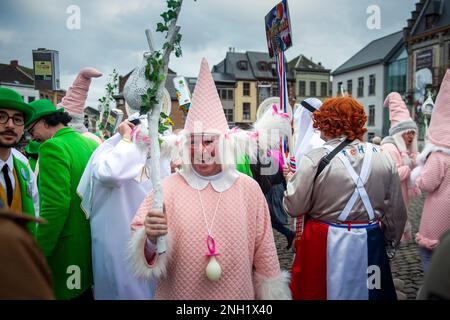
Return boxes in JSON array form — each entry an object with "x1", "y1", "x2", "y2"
[{"x1": 283, "y1": 97, "x2": 407, "y2": 300}]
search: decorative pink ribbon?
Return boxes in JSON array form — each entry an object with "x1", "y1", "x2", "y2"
[
  {"x1": 206, "y1": 235, "x2": 219, "y2": 257},
  {"x1": 272, "y1": 104, "x2": 290, "y2": 118}
]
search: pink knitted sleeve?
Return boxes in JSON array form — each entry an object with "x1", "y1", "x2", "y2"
[{"x1": 417, "y1": 153, "x2": 445, "y2": 193}]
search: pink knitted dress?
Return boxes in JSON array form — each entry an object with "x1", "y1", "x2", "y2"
[
  {"x1": 416, "y1": 152, "x2": 450, "y2": 249},
  {"x1": 414, "y1": 70, "x2": 450, "y2": 250},
  {"x1": 130, "y1": 172, "x2": 286, "y2": 300}
]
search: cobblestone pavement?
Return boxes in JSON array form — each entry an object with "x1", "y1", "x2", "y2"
[{"x1": 273, "y1": 195, "x2": 425, "y2": 300}]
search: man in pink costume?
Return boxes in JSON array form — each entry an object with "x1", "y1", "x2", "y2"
[
  {"x1": 411, "y1": 69, "x2": 450, "y2": 273},
  {"x1": 128, "y1": 59, "x2": 291, "y2": 300},
  {"x1": 381, "y1": 92, "x2": 419, "y2": 241},
  {"x1": 59, "y1": 68, "x2": 103, "y2": 144}
]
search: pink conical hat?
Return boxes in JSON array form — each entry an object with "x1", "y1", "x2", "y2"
[
  {"x1": 428, "y1": 69, "x2": 450, "y2": 148},
  {"x1": 184, "y1": 58, "x2": 229, "y2": 134},
  {"x1": 384, "y1": 92, "x2": 417, "y2": 135},
  {"x1": 59, "y1": 67, "x2": 102, "y2": 115}
]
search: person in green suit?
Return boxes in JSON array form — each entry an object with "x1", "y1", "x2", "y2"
[
  {"x1": 28, "y1": 99, "x2": 98, "y2": 300},
  {"x1": 0, "y1": 88, "x2": 39, "y2": 234}
]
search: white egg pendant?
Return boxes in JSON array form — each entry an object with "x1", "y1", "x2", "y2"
[
  {"x1": 206, "y1": 256, "x2": 222, "y2": 282},
  {"x1": 197, "y1": 188, "x2": 223, "y2": 282},
  {"x1": 205, "y1": 235, "x2": 221, "y2": 282}
]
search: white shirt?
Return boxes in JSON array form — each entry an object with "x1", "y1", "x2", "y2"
[{"x1": 0, "y1": 152, "x2": 15, "y2": 192}]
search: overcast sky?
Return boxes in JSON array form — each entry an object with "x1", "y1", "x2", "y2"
[{"x1": 0, "y1": 0, "x2": 417, "y2": 107}]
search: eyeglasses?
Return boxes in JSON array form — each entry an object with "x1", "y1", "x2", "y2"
[
  {"x1": 27, "y1": 119, "x2": 40, "y2": 133},
  {"x1": 0, "y1": 112, "x2": 25, "y2": 126}
]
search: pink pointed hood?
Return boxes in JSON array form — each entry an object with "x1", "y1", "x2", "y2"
[
  {"x1": 384, "y1": 92, "x2": 417, "y2": 136},
  {"x1": 428, "y1": 69, "x2": 450, "y2": 148},
  {"x1": 184, "y1": 58, "x2": 229, "y2": 134},
  {"x1": 59, "y1": 67, "x2": 103, "y2": 115}
]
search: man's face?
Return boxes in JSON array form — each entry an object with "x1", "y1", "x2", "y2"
[
  {"x1": 0, "y1": 109, "x2": 25, "y2": 148},
  {"x1": 28, "y1": 119, "x2": 51, "y2": 142},
  {"x1": 402, "y1": 130, "x2": 416, "y2": 148},
  {"x1": 189, "y1": 133, "x2": 222, "y2": 176}
]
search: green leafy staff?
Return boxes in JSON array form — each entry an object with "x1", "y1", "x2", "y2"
[{"x1": 140, "y1": 0, "x2": 185, "y2": 254}]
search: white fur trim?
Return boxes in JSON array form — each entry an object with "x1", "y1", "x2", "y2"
[
  {"x1": 389, "y1": 120, "x2": 417, "y2": 136},
  {"x1": 127, "y1": 228, "x2": 171, "y2": 281},
  {"x1": 68, "y1": 114, "x2": 88, "y2": 133},
  {"x1": 254, "y1": 270, "x2": 292, "y2": 300},
  {"x1": 410, "y1": 142, "x2": 450, "y2": 186},
  {"x1": 409, "y1": 165, "x2": 423, "y2": 187},
  {"x1": 160, "y1": 133, "x2": 179, "y2": 158},
  {"x1": 417, "y1": 142, "x2": 450, "y2": 165}
]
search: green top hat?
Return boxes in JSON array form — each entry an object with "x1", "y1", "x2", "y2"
[
  {"x1": 0, "y1": 87, "x2": 35, "y2": 125},
  {"x1": 27, "y1": 99, "x2": 64, "y2": 126}
]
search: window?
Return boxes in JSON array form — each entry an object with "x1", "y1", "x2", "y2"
[
  {"x1": 243, "y1": 103, "x2": 251, "y2": 120},
  {"x1": 337, "y1": 82, "x2": 343, "y2": 95},
  {"x1": 237, "y1": 60, "x2": 248, "y2": 70},
  {"x1": 224, "y1": 109, "x2": 234, "y2": 122},
  {"x1": 220, "y1": 89, "x2": 227, "y2": 100},
  {"x1": 347, "y1": 80, "x2": 353, "y2": 95},
  {"x1": 243, "y1": 82, "x2": 251, "y2": 96},
  {"x1": 369, "y1": 74, "x2": 376, "y2": 95},
  {"x1": 227, "y1": 89, "x2": 233, "y2": 100},
  {"x1": 258, "y1": 61, "x2": 269, "y2": 71},
  {"x1": 425, "y1": 14, "x2": 437, "y2": 30},
  {"x1": 368, "y1": 105, "x2": 375, "y2": 126},
  {"x1": 272, "y1": 83, "x2": 279, "y2": 96},
  {"x1": 310, "y1": 81, "x2": 316, "y2": 96},
  {"x1": 299, "y1": 81, "x2": 306, "y2": 96},
  {"x1": 358, "y1": 77, "x2": 364, "y2": 97},
  {"x1": 320, "y1": 82, "x2": 327, "y2": 97},
  {"x1": 28, "y1": 96, "x2": 35, "y2": 103}
]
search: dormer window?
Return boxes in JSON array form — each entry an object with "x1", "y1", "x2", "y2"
[
  {"x1": 237, "y1": 60, "x2": 248, "y2": 70},
  {"x1": 258, "y1": 61, "x2": 269, "y2": 71}
]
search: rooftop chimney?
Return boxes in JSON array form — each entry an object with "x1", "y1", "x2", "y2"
[{"x1": 10, "y1": 60, "x2": 18, "y2": 67}]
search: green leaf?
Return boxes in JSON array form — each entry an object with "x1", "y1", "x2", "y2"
[
  {"x1": 176, "y1": 33, "x2": 182, "y2": 43},
  {"x1": 160, "y1": 12, "x2": 170, "y2": 23},
  {"x1": 163, "y1": 42, "x2": 174, "y2": 51},
  {"x1": 166, "y1": 9, "x2": 177, "y2": 20},
  {"x1": 167, "y1": 0, "x2": 180, "y2": 9},
  {"x1": 156, "y1": 22, "x2": 168, "y2": 32},
  {"x1": 175, "y1": 47, "x2": 182, "y2": 58}
]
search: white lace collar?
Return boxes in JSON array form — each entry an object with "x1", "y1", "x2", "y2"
[{"x1": 178, "y1": 165, "x2": 239, "y2": 192}]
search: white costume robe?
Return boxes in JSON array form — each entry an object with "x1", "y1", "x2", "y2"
[{"x1": 77, "y1": 133, "x2": 170, "y2": 300}]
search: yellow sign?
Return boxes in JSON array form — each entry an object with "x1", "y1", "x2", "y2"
[{"x1": 34, "y1": 61, "x2": 52, "y2": 76}]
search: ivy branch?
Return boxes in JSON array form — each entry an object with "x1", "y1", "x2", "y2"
[
  {"x1": 98, "y1": 69, "x2": 119, "y2": 130},
  {"x1": 139, "y1": 0, "x2": 190, "y2": 136}
]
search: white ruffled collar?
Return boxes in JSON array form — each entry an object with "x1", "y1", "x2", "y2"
[{"x1": 178, "y1": 165, "x2": 239, "y2": 192}]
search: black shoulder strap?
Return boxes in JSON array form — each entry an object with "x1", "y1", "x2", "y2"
[
  {"x1": 300, "y1": 100, "x2": 317, "y2": 113},
  {"x1": 314, "y1": 139, "x2": 352, "y2": 182}
]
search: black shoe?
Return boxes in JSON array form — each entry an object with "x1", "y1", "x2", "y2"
[{"x1": 286, "y1": 231, "x2": 295, "y2": 250}]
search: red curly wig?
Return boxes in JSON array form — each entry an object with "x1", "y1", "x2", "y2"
[{"x1": 312, "y1": 97, "x2": 368, "y2": 141}]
